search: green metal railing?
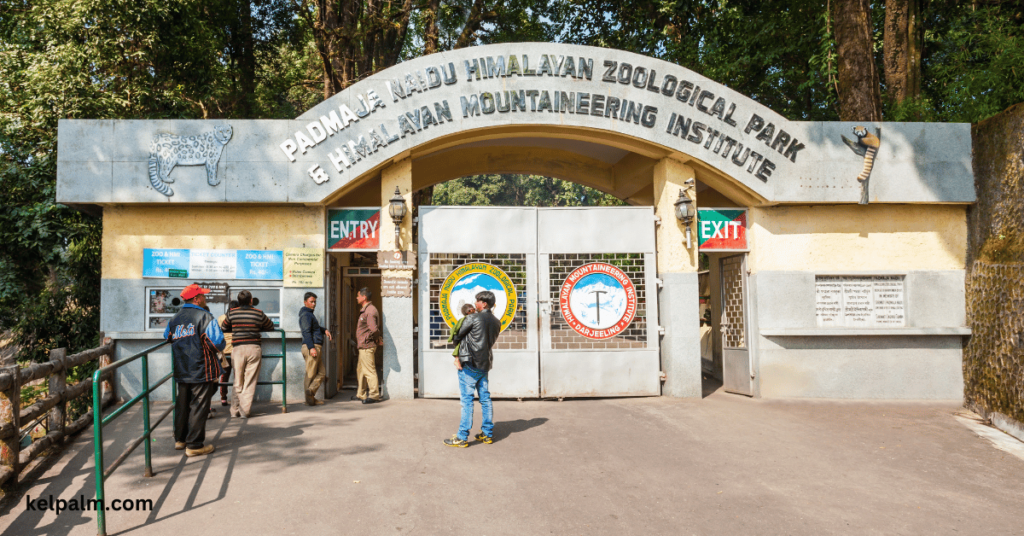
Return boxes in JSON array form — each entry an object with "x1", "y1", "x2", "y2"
[
  {"x1": 92, "y1": 330, "x2": 287, "y2": 536},
  {"x1": 217, "y1": 330, "x2": 289, "y2": 415}
]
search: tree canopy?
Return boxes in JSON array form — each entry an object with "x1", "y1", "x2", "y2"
[{"x1": 1, "y1": 0, "x2": 1022, "y2": 361}]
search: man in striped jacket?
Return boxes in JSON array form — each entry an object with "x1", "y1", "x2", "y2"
[
  {"x1": 164, "y1": 284, "x2": 225, "y2": 457},
  {"x1": 222, "y1": 290, "x2": 275, "y2": 418}
]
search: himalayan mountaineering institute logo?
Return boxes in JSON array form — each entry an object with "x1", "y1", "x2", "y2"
[
  {"x1": 559, "y1": 263, "x2": 637, "y2": 339},
  {"x1": 439, "y1": 263, "x2": 518, "y2": 332}
]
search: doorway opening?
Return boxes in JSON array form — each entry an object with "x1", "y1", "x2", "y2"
[{"x1": 328, "y1": 252, "x2": 383, "y2": 394}]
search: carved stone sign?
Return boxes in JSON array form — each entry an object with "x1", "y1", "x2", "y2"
[
  {"x1": 815, "y1": 276, "x2": 906, "y2": 328},
  {"x1": 377, "y1": 249, "x2": 416, "y2": 270},
  {"x1": 381, "y1": 277, "x2": 413, "y2": 298},
  {"x1": 148, "y1": 125, "x2": 233, "y2": 197}
]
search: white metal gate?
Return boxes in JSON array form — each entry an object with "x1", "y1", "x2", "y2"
[
  {"x1": 418, "y1": 206, "x2": 659, "y2": 398},
  {"x1": 720, "y1": 254, "x2": 753, "y2": 396}
]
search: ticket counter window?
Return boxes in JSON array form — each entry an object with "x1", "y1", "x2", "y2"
[
  {"x1": 145, "y1": 287, "x2": 283, "y2": 330},
  {"x1": 248, "y1": 288, "x2": 282, "y2": 328}
]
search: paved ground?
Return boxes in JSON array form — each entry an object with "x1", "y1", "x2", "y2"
[{"x1": 2, "y1": 386, "x2": 1024, "y2": 536}]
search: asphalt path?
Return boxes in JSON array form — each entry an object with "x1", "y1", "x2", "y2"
[{"x1": 2, "y1": 388, "x2": 1022, "y2": 535}]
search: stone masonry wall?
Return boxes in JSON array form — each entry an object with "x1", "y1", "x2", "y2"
[{"x1": 965, "y1": 103, "x2": 1024, "y2": 423}]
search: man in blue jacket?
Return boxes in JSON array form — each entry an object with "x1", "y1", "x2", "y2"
[
  {"x1": 164, "y1": 284, "x2": 226, "y2": 457},
  {"x1": 298, "y1": 292, "x2": 332, "y2": 406}
]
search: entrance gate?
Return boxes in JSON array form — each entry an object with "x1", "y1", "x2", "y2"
[
  {"x1": 418, "y1": 207, "x2": 660, "y2": 398},
  {"x1": 720, "y1": 254, "x2": 753, "y2": 396}
]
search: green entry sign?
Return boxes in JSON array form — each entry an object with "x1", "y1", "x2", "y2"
[
  {"x1": 698, "y1": 208, "x2": 748, "y2": 251},
  {"x1": 327, "y1": 207, "x2": 381, "y2": 251}
]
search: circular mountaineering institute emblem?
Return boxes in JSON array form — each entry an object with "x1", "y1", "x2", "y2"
[
  {"x1": 559, "y1": 263, "x2": 637, "y2": 340},
  {"x1": 439, "y1": 263, "x2": 518, "y2": 332}
]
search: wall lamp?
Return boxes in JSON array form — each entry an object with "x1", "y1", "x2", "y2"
[
  {"x1": 388, "y1": 186, "x2": 408, "y2": 246},
  {"x1": 674, "y1": 178, "x2": 696, "y2": 248}
]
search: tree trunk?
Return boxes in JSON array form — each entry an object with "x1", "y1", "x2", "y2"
[
  {"x1": 832, "y1": 0, "x2": 883, "y2": 121},
  {"x1": 238, "y1": 0, "x2": 256, "y2": 117},
  {"x1": 884, "y1": 0, "x2": 922, "y2": 106},
  {"x1": 455, "y1": 0, "x2": 496, "y2": 49},
  {"x1": 424, "y1": 0, "x2": 440, "y2": 54}
]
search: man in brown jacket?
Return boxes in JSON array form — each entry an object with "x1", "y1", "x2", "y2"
[
  {"x1": 352, "y1": 287, "x2": 382, "y2": 404},
  {"x1": 222, "y1": 290, "x2": 275, "y2": 418}
]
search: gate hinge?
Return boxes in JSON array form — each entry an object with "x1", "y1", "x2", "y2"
[
  {"x1": 413, "y1": 326, "x2": 419, "y2": 334},
  {"x1": 653, "y1": 215, "x2": 662, "y2": 225},
  {"x1": 659, "y1": 371, "x2": 667, "y2": 382},
  {"x1": 655, "y1": 278, "x2": 664, "y2": 289},
  {"x1": 658, "y1": 326, "x2": 666, "y2": 336}
]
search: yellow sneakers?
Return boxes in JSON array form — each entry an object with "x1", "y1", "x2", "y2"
[
  {"x1": 474, "y1": 432, "x2": 493, "y2": 444},
  {"x1": 443, "y1": 435, "x2": 469, "y2": 448},
  {"x1": 185, "y1": 444, "x2": 215, "y2": 457}
]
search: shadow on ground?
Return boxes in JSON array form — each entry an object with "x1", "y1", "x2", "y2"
[{"x1": 492, "y1": 418, "x2": 548, "y2": 442}]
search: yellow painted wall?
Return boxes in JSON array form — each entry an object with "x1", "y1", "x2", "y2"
[
  {"x1": 653, "y1": 159, "x2": 698, "y2": 273},
  {"x1": 102, "y1": 205, "x2": 324, "y2": 279},
  {"x1": 748, "y1": 204, "x2": 967, "y2": 272}
]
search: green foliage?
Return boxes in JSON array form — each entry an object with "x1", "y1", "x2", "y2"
[
  {"x1": 432, "y1": 174, "x2": 627, "y2": 207},
  {"x1": 925, "y1": 4, "x2": 1024, "y2": 123},
  {"x1": 0, "y1": 0, "x2": 303, "y2": 363},
  {"x1": 552, "y1": 0, "x2": 842, "y2": 121}
]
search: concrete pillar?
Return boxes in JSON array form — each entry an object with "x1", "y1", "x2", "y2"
[
  {"x1": 653, "y1": 158, "x2": 701, "y2": 398},
  {"x1": 380, "y1": 158, "x2": 415, "y2": 399}
]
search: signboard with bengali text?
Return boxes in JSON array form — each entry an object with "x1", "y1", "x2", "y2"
[{"x1": 815, "y1": 275, "x2": 906, "y2": 328}]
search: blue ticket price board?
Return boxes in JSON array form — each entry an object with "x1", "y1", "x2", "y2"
[
  {"x1": 142, "y1": 249, "x2": 190, "y2": 278},
  {"x1": 236, "y1": 250, "x2": 284, "y2": 280}
]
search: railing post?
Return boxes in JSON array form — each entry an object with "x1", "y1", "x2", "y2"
[
  {"x1": 48, "y1": 348, "x2": 68, "y2": 441},
  {"x1": 281, "y1": 331, "x2": 288, "y2": 414},
  {"x1": 0, "y1": 365, "x2": 21, "y2": 493},
  {"x1": 98, "y1": 335, "x2": 116, "y2": 407},
  {"x1": 171, "y1": 349, "x2": 177, "y2": 426},
  {"x1": 92, "y1": 369, "x2": 107, "y2": 536},
  {"x1": 141, "y1": 354, "x2": 153, "y2": 477}
]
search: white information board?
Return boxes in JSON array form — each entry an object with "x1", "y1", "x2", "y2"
[
  {"x1": 815, "y1": 276, "x2": 905, "y2": 328},
  {"x1": 189, "y1": 249, "x2": 237, "y2": 279}
]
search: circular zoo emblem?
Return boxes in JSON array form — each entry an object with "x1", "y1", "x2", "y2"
[
  {"x1": 559, "y1": 263, "x2": 637, "y2": 339},
  {"x1": 439, "y1": 263, "x2": 518, "y2": 332}
]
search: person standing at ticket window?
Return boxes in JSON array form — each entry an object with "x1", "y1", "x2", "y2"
[
  {"x1": 222, "y1": 291, "x2": 274, "y2": 418},
  {"x1": 216, "y1": 300, "x2": 238, "y2": 408},
  {"x1": 164, "y1": 283, "x2": 225, "y2": 457},
  {"x1": 351, "y1": 288, "x2": 383, "y2": 404},
  {"x1": 299, "y1": 292, "x2": 333, "y2": 406}
]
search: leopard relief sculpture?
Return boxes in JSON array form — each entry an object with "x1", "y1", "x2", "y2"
[{"x1": 148, "y1": 125, "x2": 233, "y2": 197}]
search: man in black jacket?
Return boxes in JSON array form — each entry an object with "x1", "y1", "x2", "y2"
[
  {"x1": 164, "y1": 283, "x2": 226, "y2": 457},
  {"x1": 444, "y1": 290, "x2": 501, "y2": 447}
]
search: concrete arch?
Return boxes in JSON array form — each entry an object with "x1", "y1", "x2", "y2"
[
  {"x1": 296, "y1": 43, "x2": 815, "y2": 206},
  {"x1": 322, "y1": 125, "x2": 768, "y2": 208}
]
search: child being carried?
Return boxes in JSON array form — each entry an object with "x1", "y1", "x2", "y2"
[{"x1": 448, "y1": 304, "x2": 478, "y2": 356}]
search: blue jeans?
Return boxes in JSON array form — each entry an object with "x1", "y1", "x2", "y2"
[{"x1": 457, "y1": 365, "x2": 493, "y2": 441}]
